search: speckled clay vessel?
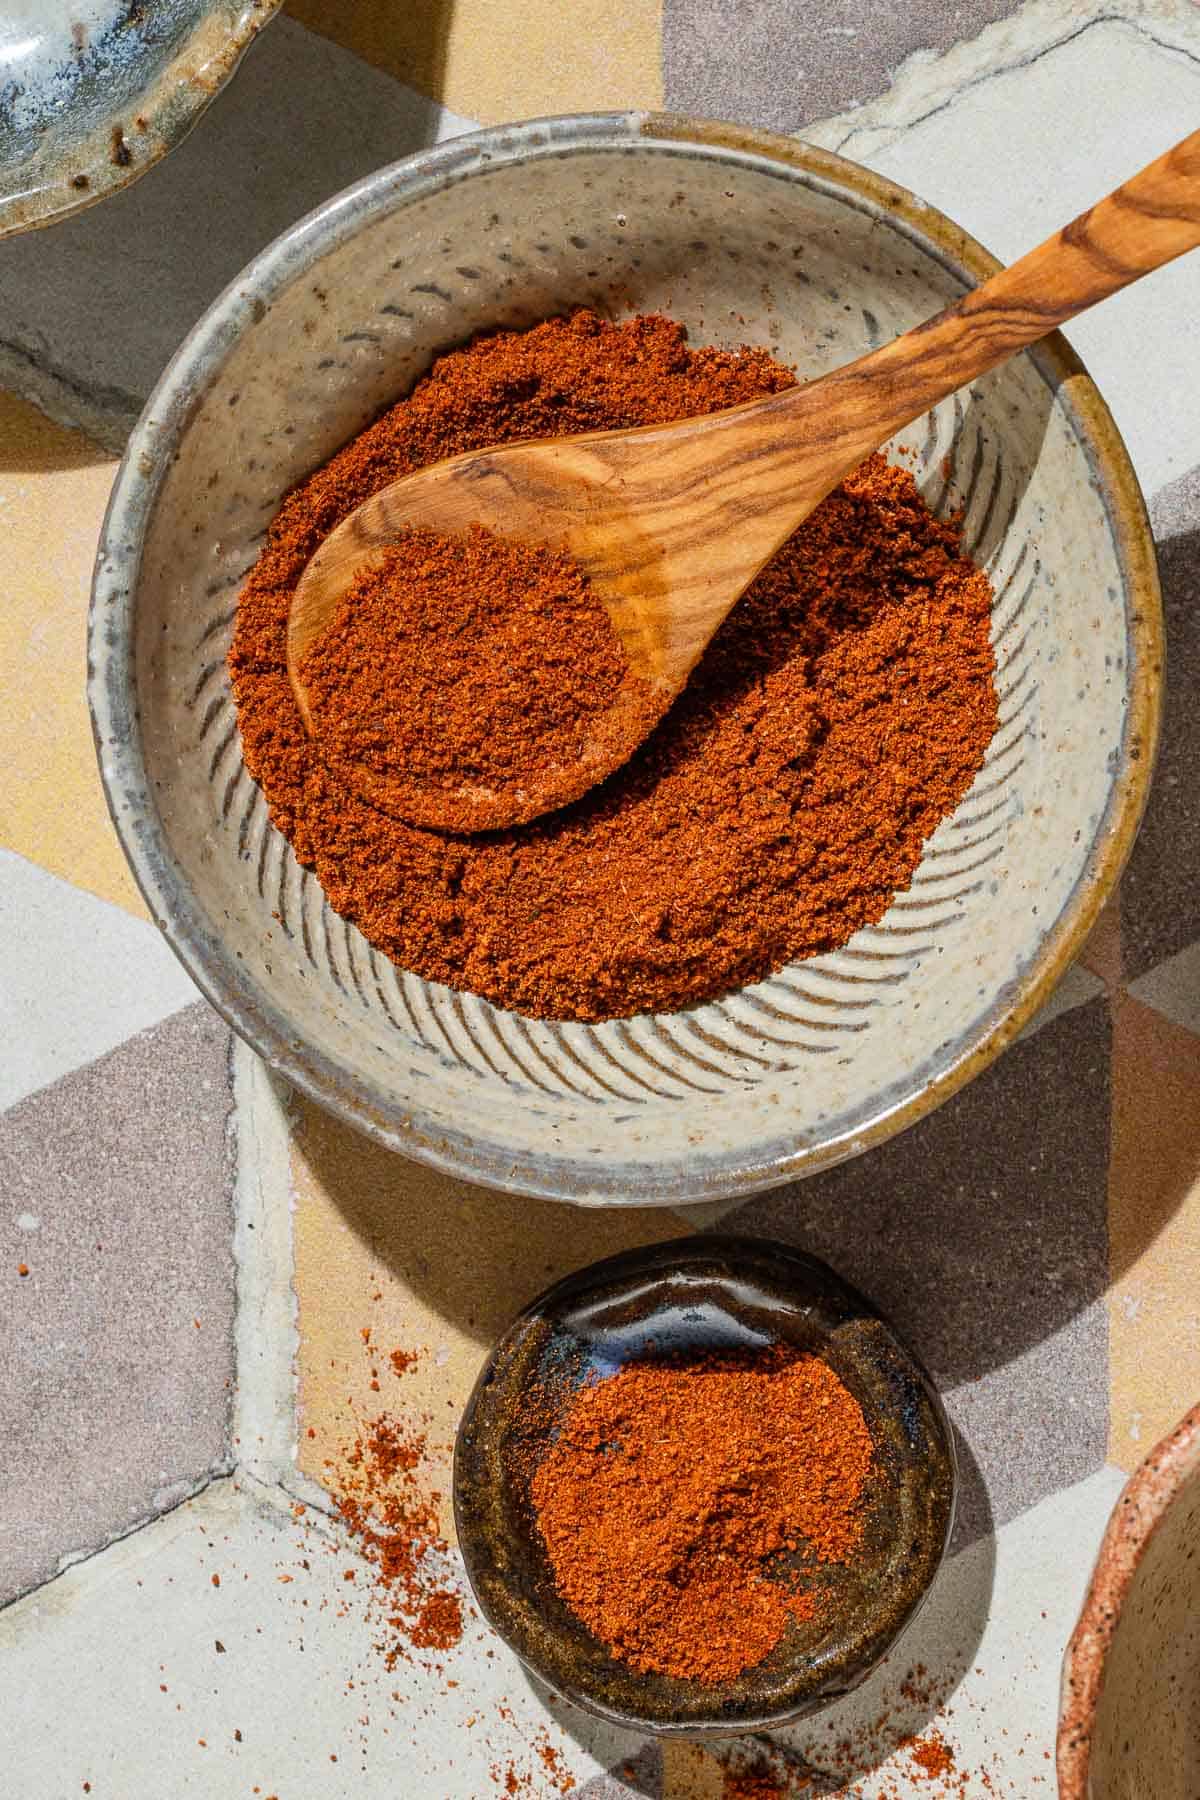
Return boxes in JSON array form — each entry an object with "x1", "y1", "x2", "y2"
[
  {"x1": 0, "y1": 0, "x2": 281, "y2": 237},
  {"x1": 89, "y1": 114, "x2": 1161, "y2": 1204},
  {"x1": 1059, "y1": 1403, "x2": 1200, "y2": 1799},
  {"x1": 453, "y1": 1235, "x2": 956, "y2": 1736}
]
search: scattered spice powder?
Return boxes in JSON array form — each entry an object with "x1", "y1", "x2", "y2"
[
  {"x1": 529, "y1": 1347, "x2": 873, "y2": 1682},
  {"x1": 322, "y1": 1341, "x2": 463, "y2": 1672},
  {"x1": 230, "y1": 310, "x2": 997, "y2": 1022},
  {"x1": 332, "y1": 1410, "x2": 462, "y2": 1669}
]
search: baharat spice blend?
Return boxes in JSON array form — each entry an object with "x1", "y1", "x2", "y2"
[
  {"x1": 528, "y1": 1347, "x2": 873, "y2": 1684},
  {"x1": 230, "y1": 310, "x2": 997, "y2": 1022}
]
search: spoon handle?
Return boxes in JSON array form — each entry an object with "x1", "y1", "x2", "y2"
[{"x1": 768, "y1": 126, "x2": 1200, "y2": 473}]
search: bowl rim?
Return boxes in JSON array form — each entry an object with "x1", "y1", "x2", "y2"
[
  {"x1": 88, "y1": 109, "x2": 1163, "y2": 1206},
  {"x1": 452, "y1": 1232, "x2": 958, "y2": 1737},
  {"x1": 1057, "y1": 1402, "x2": 1200, "y2": 1797},
  {"x1": 0, "y1": 0, "x2": 285, "y2": 240}
]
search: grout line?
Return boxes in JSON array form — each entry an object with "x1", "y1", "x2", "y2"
[
  {"x1": 800, "y1": 0, "x2": 1200, "y2": 162},
  {"x1": 230, "y1": 1039, "x2": 303, "y2": 1494},
  {"x1": 0, "y1": 1468, "x2": 233, "y2": 1619}
]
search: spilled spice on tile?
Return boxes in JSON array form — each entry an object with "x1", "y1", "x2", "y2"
[{"x1": 316, "y1": 1336, "x2": 462, "y2": 1671}]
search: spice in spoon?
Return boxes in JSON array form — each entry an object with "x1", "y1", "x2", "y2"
[{"x1": 299, "y1": 525, "x2": 659, "y2": 824}]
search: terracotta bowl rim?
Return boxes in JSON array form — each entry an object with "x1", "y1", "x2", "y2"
[{"x1": 1057, "y1": 1401, "x2": 1200, "y2": 1797}]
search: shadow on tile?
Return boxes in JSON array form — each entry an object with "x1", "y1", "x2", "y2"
[
  {"x1": 0, "y1": 18, "x2": 465, "y2": 452},
  {"x1": 293, "y1": 1095, "x2": 684, "y2": 1351},
  {"x1": 1120, "y1": 468, "x2": 1200, "y2": 980},
  {"x1": 285, "y1": 0, "x2": 454, "y2": 110},
  {"x1": 0, "y1": 390, "x2": 113, "y2": 474},
  {"x1": 716, "y1": 998, "x2": 1116, "y2": 1389}
]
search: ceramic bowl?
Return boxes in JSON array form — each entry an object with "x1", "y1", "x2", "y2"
[
  {"x1": 453, "y1": 1235, "x2": 955, "y2": 1736},
  {"x1": 89, "y1": 113, "x2": 1161, "y2": 1204},
  {"x1": 1059, "y1": 1403, "x2": 1200, "y2": 1798},
  {"x1": 0, "y1": 0, "x2": 281, "y2": 238}
]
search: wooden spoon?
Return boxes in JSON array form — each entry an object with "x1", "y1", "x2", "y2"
[{"x1": 288, "y1": 129, "x2": 1200, "y2": 833}]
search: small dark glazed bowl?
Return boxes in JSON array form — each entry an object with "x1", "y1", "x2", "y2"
[{"x1": 453, "y1": 1235, "x2": 956, "y2": 1737}]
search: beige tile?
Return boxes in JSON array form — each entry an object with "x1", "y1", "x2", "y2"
[
  {"x1": 290, "y1": 1098, "x2": 691, "y2": 1539},
  {"x1": 285, "y1": 0, "x2": 663, "y2": 122},
  {"x1": 1129, "y1": 938, "x2": 1200, "y2": 1039},
  {"x1": 660, "y1": 1743, "x2": 724, "y2": 1800},
  {"x1": 0, "y1": 391, "x2": 142, "y2": 917},
  {"x1": 1108, "y1": 993, "x2": 1200, "y2": 1471}
]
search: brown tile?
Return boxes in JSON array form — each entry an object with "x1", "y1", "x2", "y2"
[
  {"x1": 1107, "y1": 993, "x2": 1200, "y2": 1471},
  {"x1": 290, "y1": 1099, "x2": 692, "y2": 1538},
  {"x1": 662, "y1": 0, "x2": 1022, "y2": 131},
  {"x1": 1079, "y1": 887, "x2": 1123, "y2": 989},
  {"x1": 0, "y1": 1004, "x2": 235, "y2": 1605}
]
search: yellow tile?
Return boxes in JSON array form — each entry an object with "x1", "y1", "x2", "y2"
[
  {"x1": 290, "y1": 1096, "x2": 693, "y2": 1538},
  {"x1": 1080, "y1": 885, "x2": 1123, "y2": 988},
  {"x1": 1108, "y1": 993, "x2": 1200, "y2": 1470},
  {"x1": 660, "y1": 1744, "x2": 724, "y2": 1799},
  {"x1": 0, "y1": 391, "x2": 144, "y2": 918},
  {"x1": 285, "y1": 0, "x2": 663, "y2": 123}
]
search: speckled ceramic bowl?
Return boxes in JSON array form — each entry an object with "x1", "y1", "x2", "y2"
[
  {"x1": 89, "y1": 113, "x2": 1161, "y2": 1204},
  {"x1": 1059, "y1": 1403, "x2": 1200, "y2": 1799},
  {"x1": 0, "y1": 0, "x2": 281, "y2": 237},
  {"x1": 454, "y1": 1236, "x2": 955, "y2": 1736}
]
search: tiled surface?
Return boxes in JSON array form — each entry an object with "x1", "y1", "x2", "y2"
[
  {"x1": 2, "y1": 1, "x2": 1199, "y2": 1794},
  {"x1": 0, "y1": 1005, "x2": 235, "y2": 1605},
  {"x1": 662, "y1": 0, "x2": 1024, "y2": 131}
]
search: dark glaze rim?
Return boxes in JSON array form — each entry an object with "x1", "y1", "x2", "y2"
[{"x1": 453, "y1": 1234, "x2": 956, "y2": 1737}]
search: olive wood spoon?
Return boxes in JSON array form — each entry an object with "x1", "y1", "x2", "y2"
[{"x1": 288, "y1": 129, "x2": 1200, "y2": 833}]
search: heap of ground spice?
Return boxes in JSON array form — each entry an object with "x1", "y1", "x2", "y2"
[
  {"x1": 528, "y1": 1347, "x2": 873, "y2": 1683},
  {"x1": 301, "y1": 526, "x2": 659, "y2": 823},
  {"x1": 230, "y1": 309, "x2": 997, "y2": 1022}
]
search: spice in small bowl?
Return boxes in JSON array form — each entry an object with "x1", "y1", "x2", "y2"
[{"x1": 454, "y1": 1235, "x2": 955, "y2": 1736}]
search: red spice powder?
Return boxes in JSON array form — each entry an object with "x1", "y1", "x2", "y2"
[
  {"x1": 301, "y1": 526, "x2": 659, "y2": 828},
  {"x1": 529, "y1": 1348, "x2": 872, "y2": 1683},
  {"x1": 908, "y1": 1732, "x2": 956, "y2": 1780},
  {"x1": 327, "y1": 1357, "x2": 463, "y2": 1670},
  {"x1": 230, "y1": 310, "x2": 997, "y2": 1022}
]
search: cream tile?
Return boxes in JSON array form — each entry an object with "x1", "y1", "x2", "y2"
[
  {"x1": 290, "y1": 1099, "x2": 694, "y2": 1539},
  {"x1": 0, "y1": 851, "x2": 197, "y2": 1109},
  {"x1": 1108, "y1": 994, "x2": 1200, "y2": 1471},
  {"x1": 1129, "y1": 938, "x2": 1200, "y2": 1040},
  {"x1": 862, "y1": 21, "x2": 1200, "y2": 495},
  {"x1": 286, "y1": 0, "x2": 664, "y2": 121},
  {"x1": 0, "y1": 1477, "x2": 640, "y2": 1798},
  {"x1": 0, "y1": 392, "x2": 137, "y2": 916}
]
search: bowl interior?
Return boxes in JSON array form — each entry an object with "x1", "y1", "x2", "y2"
[
  {"x1": 93, "y1": 118, "x2": 1153, "y2": 1201},
  {"x1": 453, "y1": 1236, "x2": 955, "y2": 1735}
]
